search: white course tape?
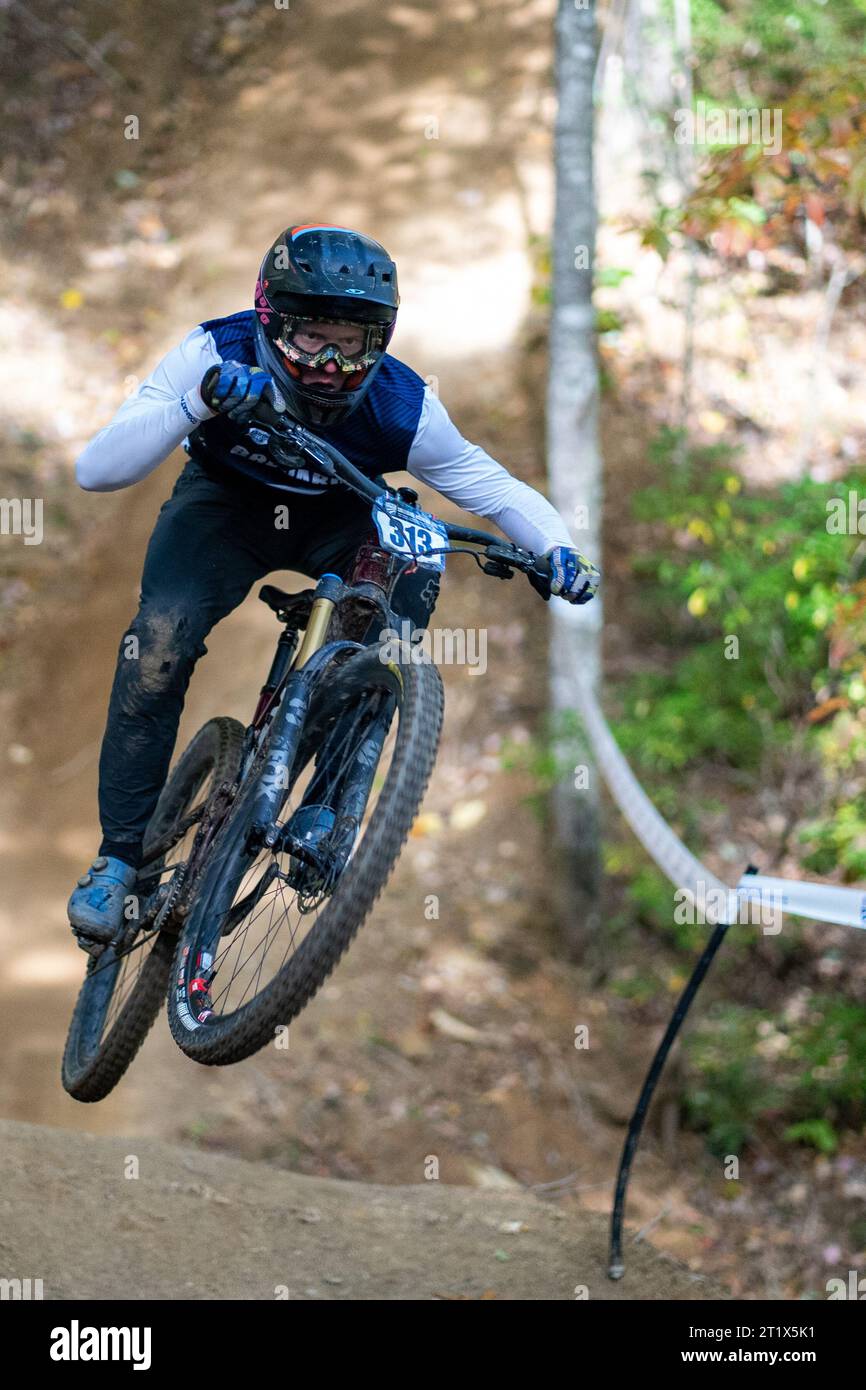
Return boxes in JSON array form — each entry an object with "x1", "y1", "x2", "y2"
[
  {"x1": 575, "y1": 676, "x2": 735, "y2": 917},
  {"x1": 575, "y1": 676, "x2": 866, "y2": 932},
  {"x1": 736, "y1": 873, "x2": 866, "y2": 933}
]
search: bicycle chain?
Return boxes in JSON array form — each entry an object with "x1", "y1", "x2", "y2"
[{"x1": 152, "y1": 858, "x2": 189, "y2": 932}]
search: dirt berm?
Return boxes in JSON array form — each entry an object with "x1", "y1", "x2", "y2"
[{"x1": 0, "y1": 1119, "x2": 726, "y2": 1301}]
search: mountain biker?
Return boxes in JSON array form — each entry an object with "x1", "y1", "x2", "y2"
[{"x1": 67, "y1": 223, "x2": 600, "y2": 949}]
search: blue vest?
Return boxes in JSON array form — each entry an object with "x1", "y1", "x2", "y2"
[{"x1": 188, "y1": 310, "x2": 426, "y2": 495}]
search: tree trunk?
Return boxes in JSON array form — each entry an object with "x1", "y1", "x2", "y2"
[{"x1": 547, "y1": 0, "x2": 603, "y2": 956}]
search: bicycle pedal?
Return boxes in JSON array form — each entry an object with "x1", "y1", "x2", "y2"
[
  {"x1": 72, "y1": 927, "x2": 111, "y2": 959},
  {"x1": 136, "y1": 880, "x2": 169, "y2": 924}
]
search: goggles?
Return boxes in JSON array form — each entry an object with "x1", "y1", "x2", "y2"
[{"x1": 274, "y1": 317, "x2": 387, "y2": 374}]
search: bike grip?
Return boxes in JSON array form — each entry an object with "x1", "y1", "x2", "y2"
[
  {"x1": 249, "y1": 390, "x2": 287, "y2": 429},
  {"x1": 200, "y1": 364, "x2": 221, "y2": 411}
]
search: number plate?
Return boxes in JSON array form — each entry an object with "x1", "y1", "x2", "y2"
[{"x1": 371, "y1": 493, "x2": 449, "y2": 571}]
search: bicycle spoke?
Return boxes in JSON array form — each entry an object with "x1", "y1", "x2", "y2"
[
  {"x1": 190, "y1": 688, "x2": 397, "y2": 1021},
  {"x1": 65, "y1": 716, "x2": 248, "y2": 1102},
  {"x1": 99, "y1": 771, "x2": 215, "y2": 1040}
]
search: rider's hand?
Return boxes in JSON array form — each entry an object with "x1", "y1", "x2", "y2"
[
  {"x1": 200, "y1": 361, "x2": 286, "y2": 423},
  {"x1": 542, "y1": 545, "x2": 600, "y2": 605}
]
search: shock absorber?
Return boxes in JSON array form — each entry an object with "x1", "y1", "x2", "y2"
[{"x1": 340, "y1": 544, "x2": 396, "y2": 642}]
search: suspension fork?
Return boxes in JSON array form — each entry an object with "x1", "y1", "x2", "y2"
[
  {"x1": 249, "y1": 574, "x2": 346, "y2": 831},
  {"x1": 292, "y1": 572, "x2": 343, "y2": 668},
  {"x1": 248, "y1": 571, "x2": 348, "y2": 761},
  {"x1": 244, "y1": 637, "x2": 362, "y2": 847},
  {"x1": 327, "y1": 695, "x2": 396, "y2": 867},
  {"x1": 244, "y1": 558, "x2": 396, "y2": 847}
]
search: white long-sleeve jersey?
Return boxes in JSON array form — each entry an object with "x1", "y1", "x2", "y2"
[{"x1": 75, "y1": 324, "x2": 574, "y2": 557}]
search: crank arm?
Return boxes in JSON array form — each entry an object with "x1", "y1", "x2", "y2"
[{"x1": 140, "y1": 804, "x2": 206, "y2": 865}]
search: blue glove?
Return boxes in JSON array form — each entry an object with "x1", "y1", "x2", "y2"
[
  {"x1": 200, "y1": 361, "x2": 285, "y2": 422},
  {"x1": 544, "y1": 545, "x2": 600, "y2": 605}
]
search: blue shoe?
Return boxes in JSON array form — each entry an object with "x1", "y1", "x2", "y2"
[{"x1": 68, "y1": 855, "x2": 139, "y2": 945}]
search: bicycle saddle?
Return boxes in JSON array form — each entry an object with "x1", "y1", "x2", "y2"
[{"x1": 258, "y1": 585, "x2": 315, "y2": 624}]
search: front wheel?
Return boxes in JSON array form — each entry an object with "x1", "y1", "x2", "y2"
[
  {"x1": 61, "y1": 716, "x2": 245, "y2": 1102},
  {"x1": 168, "y1": 646, "x2": 444, "y2": 1065}
]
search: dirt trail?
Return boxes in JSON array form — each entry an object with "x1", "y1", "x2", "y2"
[
  {"x1": 0, "y1": 0, "x2": 737, "y2": 1297},
  {"x1": 0, "y1": 1119, "x2": 721, "y2": 1300}
]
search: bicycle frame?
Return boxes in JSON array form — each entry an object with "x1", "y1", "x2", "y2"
[{"x1": 242, "y1": 549, "x2": 410, "y2": 839}]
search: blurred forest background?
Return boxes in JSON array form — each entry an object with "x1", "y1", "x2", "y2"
[{"x1": 1, "y1": 0, "x2": 866, "y2": 1298}]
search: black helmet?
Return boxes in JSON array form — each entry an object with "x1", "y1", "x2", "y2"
[{"x1": 253, "y1": 224, "x2": 399, "y2": 428}]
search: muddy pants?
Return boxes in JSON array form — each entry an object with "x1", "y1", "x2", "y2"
[{"x1": 98, "y1": 457, "x2": 440, "y2": 868}]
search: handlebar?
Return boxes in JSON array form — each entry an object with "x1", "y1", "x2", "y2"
[{"x1": 256, "y1": 407, "x2": 551, "y2": 587}]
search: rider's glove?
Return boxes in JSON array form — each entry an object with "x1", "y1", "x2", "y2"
[
  {"x1": 200, "y1": 361, "x2": 286, "y2": 423},
  {"x1": 543, "y1": 545, "x2": 600, "y2": 605}
]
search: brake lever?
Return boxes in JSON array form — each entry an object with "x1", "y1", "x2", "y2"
[
  {"x1": 481, "y1": 559, "x2": 514, "y2": 579},
  {"x1": 295, "y1": 435, "x2": 338, "y2": 477},
  {"x1": 484, "y1": 542, "x2": 540, "y2": 574},
  {"x1": 249, "y1": 404, "x2": 340, "y2": 479}
]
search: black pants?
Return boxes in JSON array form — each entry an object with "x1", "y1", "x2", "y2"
[{"x1": 97, "y1": 458, "x2": 440, "y2": 867}]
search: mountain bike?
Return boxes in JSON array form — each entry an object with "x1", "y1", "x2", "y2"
[{"x1": 62, "y1": 417, "x2": 550, "y2": 1100}]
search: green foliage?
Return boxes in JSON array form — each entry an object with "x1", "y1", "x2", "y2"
[
  {"x1": 683, "y1": 996, "x2": 866, "y2": 1155},
  {"x1": 626, "y1": 862, "x2": 679, "y2": 926},
  {"x1": 613, "y1": 433, "x2": 863, "y2": 779},
  {"x1": 527, "y1": 237, "x2": 634, "y2": 330},
  {"x1": 784, "y1": 1119, "x2": 838, "y2": 1154},
  {"x1": 609, "y1": 967, "x2": 661, "y2": 1003},
  {"x1": 595, "y1": 266, "x2": 634, "y2": 288},
  {"x1": 613, "y1": 435, "x2": 866, "y2": 883},
  {"x1": 501, "y1": 721, "x2": 560, "y2": 791},
  {"x1": 600, "y1": 431, "x2": 866, "y2": 1155},
  {"x1": 595, "y1": 306, "x2": 624, "y2": 335},
  {"x1": 684, "y1": 0, "x2": 866, "y2": 102},
  {"x1": 683, "y1": 1005, "x2": 783, "y2": 1154},
  {"x1": 800, "y1": 796, "x2": 866, "y2": 881},
  {"x1": 528, "y1": 233, "x2": 552, "y2": 307}
]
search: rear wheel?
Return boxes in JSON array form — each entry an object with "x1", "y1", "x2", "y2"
[
  {"x1": 61, "y1": 717, "x2": 245, "y2": 1102},
  {"x1": 168, "y1": 646, "x2": 444, "y2": 1065}
]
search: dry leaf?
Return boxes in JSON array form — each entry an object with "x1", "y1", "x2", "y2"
[{"x1": 429, "y1": 1008, "x2": 485, "y2": 1044}]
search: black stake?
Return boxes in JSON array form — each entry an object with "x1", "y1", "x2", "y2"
[{"x1": 608, "y1": 916, "x2": 732, "y2": 1279}]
